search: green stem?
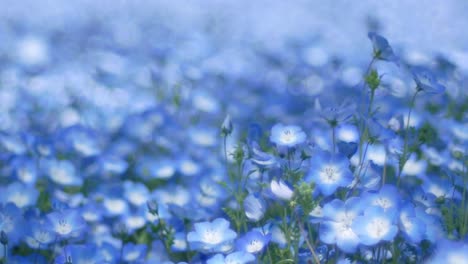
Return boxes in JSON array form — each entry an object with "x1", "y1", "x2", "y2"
[
  {"x1": 397, "y1": 89, "x2": 419, "y2": 188},
  {"x1": 332, "y1": 126, "x2": 336, "y2": 154},
  {"x1": 3, "y1": 244, "x2": 6, "y2": 264}
]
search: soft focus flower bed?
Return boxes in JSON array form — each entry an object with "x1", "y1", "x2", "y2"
[{"x1": 0, "y1": 3, "x2": 468, "y2": 264}]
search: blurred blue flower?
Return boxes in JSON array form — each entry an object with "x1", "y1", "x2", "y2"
[
  {"x1": 207, "y1": 251, "x2": 255, "y2": 264},
  {"x1": 269, "y1": 123, "x2": 306, "y2": 148},
  {"x1": 0, "y1": 182, "x2": 38, "y2": 208},
  {"x1": 306, "y1": 151, "x2": 353, "y2": 196},
  {"x1": 352, "y1": 206, "x2": 398, "y2": 246},
  {"x1": 368, "y1": 32, "x2": 398, "y2": 62},
  {"x1": 410, "y1": 66, "x2": 446, "y2": 94},
  {"x1": 46, "y1": 209, "x2": 86, "y2": 238},
  {"x1": 243, "y1": 194, "x2": 266, "y2": 222},
  {"x1": 270, "y1": 179, "x2": 294, "y2": 201},
  {"x1": 187, "y1": 218, "x2": 237, "y2": 253},
  {"x1": 236, "y1": 230, "x2": 271, "y2": 254},
  {"x1": 319, "y1": 198, "x2": 362, "y2": 253}
]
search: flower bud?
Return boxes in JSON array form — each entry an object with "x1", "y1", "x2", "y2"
[
  {"x1": 147, "y1": 200, "x2": 158, "y2": 215},
  {"x1": 0, "y1": 230, "x2": 8, "y2": 245},
  {"x1": 221, "y1": 115, "x2": 233, "y2": 136}
]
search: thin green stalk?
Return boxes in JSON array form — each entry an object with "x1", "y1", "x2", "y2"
[
  {"x1": 397, "y1": 89, "x2": 419, "y2": 188},
  {"x1": 3, "y1": 244, "x2": 6, "y2": 264},
  {"x1": 332, "y1": 126, "x2": 336, "y2": 154}
]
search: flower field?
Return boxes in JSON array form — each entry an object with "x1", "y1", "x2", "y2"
[{"x1": 0, "y1": 1, "x2": 468, "y2": 263}]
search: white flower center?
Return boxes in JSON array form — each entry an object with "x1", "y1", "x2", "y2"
[
  {"x1": 8, "y1": 192, "x2": 29, "y2": 207},
  {"x1": 280, "y1": 129, "x2": 296, "y2": 143},
  {"x1": 373, "y1": 198, "x2": 392, "y2": 210},
  {"x1": 203, "y1": 229, "x2": 222, "y2": 244},
  {"x1": 56, "y1": 219, "x2": 72, "y2": 235},
  {"x1": 246, "y1": 239, "x2": 264, "y2": 253},
  {"x1": 319, "y1": 165, "x2": 340, "y2": 183},
  {"x1": 367, "y1": 218, "x2": 390, "y2": 239}
]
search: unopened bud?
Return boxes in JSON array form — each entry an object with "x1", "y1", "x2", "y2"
[
  {"x1": 221, "y1": 115, "x2": 233, "y2": 136},
  {"x1": 0, "y1": 230, "x2": 8, "y2": 245},
  {"x1": 147, "y1": 200, "x2": 158, "y2": 215}
]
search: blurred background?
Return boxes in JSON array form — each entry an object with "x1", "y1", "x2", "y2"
[{"x1": 0, "y1": 0, "x2": 467, "y2": 133}]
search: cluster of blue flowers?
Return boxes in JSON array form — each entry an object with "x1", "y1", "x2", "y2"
[{"x1": 0, "y1": 10, "x2": 468, "y2": 264}]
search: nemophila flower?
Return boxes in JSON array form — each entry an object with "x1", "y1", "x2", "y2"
[
  {"x1": 61, "y1": 125, "x2": 100, "y2": 156},
  {"x1": 317, "y1": 100, "x2": 355, "y2": 127},
  {"x1": 11, "y1": 156, "x2": 38, "y2": 184},
  {"x1": 305, "y1": 151, "x2": 353, "y2": 196},
  {"x1": 46, "y1": 159, "x2": 82, "y2": 186},
  {"x1": 0, "y1": 133, "x2": 27, "y2": 155},
  {"x1": 207, "y1": 251, "x2": 255, "y2": 264},
  {"x1": 103, "y1": 196, "x2": 129, "y2": 217},
  {"x1": 97, "y1": 155, "x2": 128, "y2": 176},
  {"x1": 46, "y1": 209, "x2": 86, "y2": 238},
  {"x1": 121, "y1": 208, "x2": 148, "y2": 233},
  {"x1": 221, "y1": 114, "x2": 233, "y2": 136},
  {"x1": 319, "y1": 198, "x2": 362, "y2": 253},
  {"x1": 0, "y1": 182, "x2": 38, "y2": 208},
  {"x1": 122, "y1": 243, "x2": 147, "y2": 263},
  {"x1": 427, "y1": 239, "x2": 468, "y2": 264},
  {"x1": 368, "y1": 32, "x2": 398, "y2": 62},
  {"x1": 137, "y1": 157, "x2": 176, "y2": 179},
  {"x1": 243, "y1": 194, "x2": 266, "y2": 222},
  {"x1": 189, "y1": 126, "x2": 218, "y2": 147},
  {"x1": 187, "y1": 218, "x2": 237, "y2": 253},
  {"x1": 0, "y1": 203, "x2": 25, "y2": 244},
  {"x1": 249, "y1": 143, "x2": 278, "y2": 169},
  {"x1": 414, "y1": 206, "x2": 444, "y2": 243},
  {"x1": 81, "y1": 202, "x2": 104, "y2": 223},
  {"x1": 171, "y1": 232, "x2": 188, "y2": 252},
  {"x1": 421, "y1": 175, "x2": 455, "y2": 199},
  {"x1": 270, "y1": 179, "x2": 294, "y2": 201},
  {"x1": 124, "y1": 181, "x2": 150, "y2": 207},
  {"x1": 25, "y1": 219, "x2": 55, "y2": 249},
  {"x1": 177, "y1": 157, "x2": 201, "y2": 177},
  {"x1": 352, "y1": 206, "x2": 398, "y2": 246},
  {"x1": 398, "y1": 203, "x2": 426, "y2": 244},
  {"x1": 236, "y1": 230, "x2": 271, "y2": 254},
  {"x1": 361, "y1": 184, "x2": 401, "y2": 214},
  {"x1": 352, "y1": 161, "x2": 381, "y2": 191},
  {"x1": 55, "y1": 244, "x2": 104, "y2": 264},
  {"x1": 269, "y1": 123, "x2": 306, "y2": 148},
  {"x1": 410, "y1": 66, "x2": 446, "y2": 94}
]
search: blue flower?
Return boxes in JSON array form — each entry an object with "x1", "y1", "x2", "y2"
[
  {"x1": 46, "y1": 159, "x2": 83, "y2": 186},
  {"x1": 319, "y1": 198, "x2": 362, "y2": 253},
  {"x1": 427, "y1": 239, "x2": 468, "y2": 264},
  {"x1": 25, "y1": 219, "x2": 55, "y2": 248},
  {"x1": 243, "y1": 194, "x2": 266, "y2": 222},
  {"x1": 60, "y1": 125, "x2": 100, "y2": 156},
  {"x1": 122, "y1": 243, "x2": 147, "y2": 263},
  {"x1": 398, "y1": 203, "x2": 426, "y2": 244},
  {"x1": 55, "y1": 244, "x2": 104, "y2": 264},
  {"x1": 368, "y1": 32, "x2": 398, "y2": 62},
  {"x1": 0, "y1": 182, "x2": 39, "y2": 208},
  {"x1": 46, "y1": 209, "x2": 86, "y2": 238},
  {"x1": 0, "y1": 203, "x2": 25, "y2": 245},
  {"x1": 236, "y1": 230, "x2": 271, "y2": 254},
  {"x1": 270, "y1": 179, "x2": 294, "y2": 201},
  {"x1": 410, "y1": 66, "x2": 446, "y2": 94},
  {"x1": 187, "y1": 218, "x2": 237, "y2": 253},
  {"x1": 352, "y1": 206, "x2": 398, "y2": 246},
  {"x1": 269, "y1": 123, "x2": 306, "y2": 148},
  {"x1": 207, "y1": 251, "x2": 255, "y2": 264},
  {"x1": 123, "y1": 181, "x2": 150, "y2": 207},
  {"x1": 306, "y1": 151, "x2": 353, "y2": 196},
  {"x1": 360, "y1": 184, "x2": 401, "y2": 214}
]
